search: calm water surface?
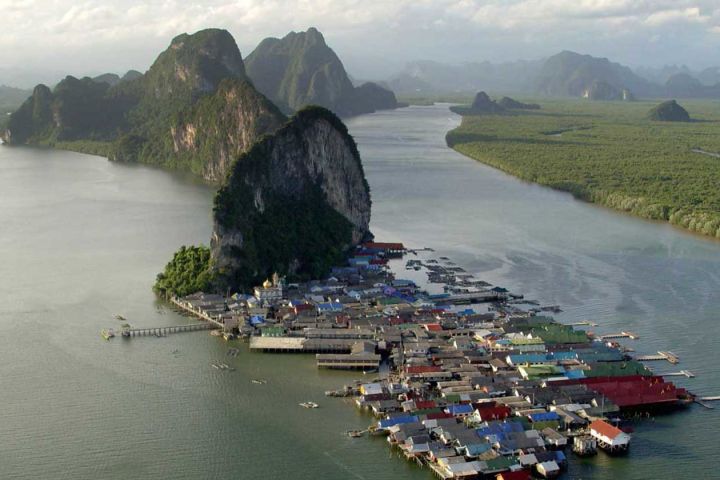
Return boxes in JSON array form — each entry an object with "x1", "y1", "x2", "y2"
[{"x1": 0, "y1": 105, "x2": 717, "y2": 479}]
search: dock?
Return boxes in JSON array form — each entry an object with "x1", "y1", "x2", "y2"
[
  {"x1": 636, "y1": 351, "x2": 679, "y2": 364},
  {"x1": 694, "y1": 397, "x2": 718, "y2": 410},
  {"x1": 566, "y1": 320, "x2": 598, "y2": 327},
  {"x1": 662, "y1": 370, "x2": 695, "y2": 378},
  {"x1": 599, "y1": 331, "x2": 639, "y2": 340},
  {"x1": 121, "y1": 322, "x2": 218, "y2": 337}
]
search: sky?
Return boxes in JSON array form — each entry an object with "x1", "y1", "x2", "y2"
[{"x1": 1, "y1": 0, "x2": 719, "y2": 86}]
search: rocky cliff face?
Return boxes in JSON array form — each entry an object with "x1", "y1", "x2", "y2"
[
  {"x1": 245, "y1": 28, "x2": 398, "y2": 117},
  {"x1": 211, "y1": 106, "x2": 372, "y2": 289},
  {"x1": 167, "y1": 78, "x2": 285, "y2": 182}
]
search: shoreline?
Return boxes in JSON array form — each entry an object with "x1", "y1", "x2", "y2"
[{"x1": 448, "y1": 142, "x2": 720, "y2": 244}]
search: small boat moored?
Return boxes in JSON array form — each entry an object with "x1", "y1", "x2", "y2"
[{"x1": 299, "y1": 401, "x2": 319, "y2": 409}]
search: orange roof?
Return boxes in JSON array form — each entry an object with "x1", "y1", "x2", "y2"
[{"x1": 590, "y1": 419, "x2": 623, "y2": 439}]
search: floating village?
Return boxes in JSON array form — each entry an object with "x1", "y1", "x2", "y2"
[{"x1": 105, "y1": 242, "x2": 716, "y2": 480}]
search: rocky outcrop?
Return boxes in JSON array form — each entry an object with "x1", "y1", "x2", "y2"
[
  {"x1": 211, "y1": 106, "x2": 371, "y2": 289},
  {"x1": 648, "y1": 100, "x2": 690, "y2": 122},
  {"x1": 245, "y1": 27, "x2": 398, "y2": 117},
  {"x1": 470, "y1": 92, "x2": 504, "y2": 113}
]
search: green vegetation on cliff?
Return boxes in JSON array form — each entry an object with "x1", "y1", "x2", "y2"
[
  {"x1": 3, "y1": 29, "x2": 284, "y2": 183},
  {"x1": 154, "y1": 245, "x2": 214, "y2": 297},
  {"x1": 446, "y1": 99, "x2": 720, "y2": 238},
  {"x1": 212, "y1": 106, "x2": 371, "y2": 291}
]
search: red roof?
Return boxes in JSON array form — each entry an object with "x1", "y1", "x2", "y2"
[
  {"x1": 475, "y1": 405, "x2": 511, "y2": 420},
  {"x1": 425, "y1": 412, "x2": 454, "y2": 420},
  {"x1": 414, "y1": 400, "x2": 437, "y2": 410},
  {"x1": 590, "y1": 419, "x2": 623, "y2": 440},
  {"x1": 423, "y1": 323, "x2": 443, "y2": 332},
  {"x1": 496, "y1": 471, "x2": 531, "y2": 480},
  {"x1": 554, "y1": 375, "x2": 685, "y2": 408},
  {"x1": 362, "y1": 242, "x2": 405, "y2": 250}
]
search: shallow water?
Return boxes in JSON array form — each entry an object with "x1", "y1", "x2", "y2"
[{"x1": 0, "y1": 105, "x2": 717, "y2": 479}]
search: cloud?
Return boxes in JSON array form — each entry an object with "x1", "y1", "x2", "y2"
[{"x1": 0, "y1": 0, "x2": 718, "y2": 83}]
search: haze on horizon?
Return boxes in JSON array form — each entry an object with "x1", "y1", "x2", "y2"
[{"x1": 1, "y1": 0, "x2": 719, "y2": 87}]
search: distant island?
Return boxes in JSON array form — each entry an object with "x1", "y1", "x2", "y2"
[
  {"x1": 447, "y1": 98, "x2": 720, "y2": 239},
  {"x1": 449, "y1": 92, "x2": 539, "y2": 115}
]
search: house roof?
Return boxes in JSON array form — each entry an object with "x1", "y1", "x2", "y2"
[{"x1": 589, "y1": 419, "x2": 623, "y2": 440}]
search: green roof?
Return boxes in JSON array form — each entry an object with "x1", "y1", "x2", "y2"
[{"x1": 585, "y1": 360, "x2": 652, "y2": 377}]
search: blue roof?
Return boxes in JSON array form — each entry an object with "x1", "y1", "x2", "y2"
[
  {"x1": 249, "y1": 315, "x2": 265, "y2": 325},
  {"x1": 378, "y1": 416, "x2": 419, "y2": 429},
  {"x1": 564, "y1": 369, "x2": 585, "y2": 379},
  {"x1": 317, "y1": 302, "x2": 343, "y2": 312},
  {"x1": 555, "y1": 451, "x2": 566, "y2": 463},
  {"x1": 528, "y1": 412, "x2": 561, "y2": 422},
  {"x1": 462, "y1": 443, "x2": 492, "y2": 455},
  {"x1": 447, "y1": 404, "x2": 474, "y2": 415},
  {"x1": 476, "y1": 421, "x2": 524, "y2": 438}
]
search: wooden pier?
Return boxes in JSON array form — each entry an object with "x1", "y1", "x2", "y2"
[
  {"x1": 566, "y1": 320, "x2": 598, "y2": 327},
  {"x1": 694, "y1": 397, "x2": 719, "y2": 410},
  {"x1": 636, "y1": 351, "x2": 680, "y2": 364},
  {"x1": 599, "y1": 331, "x2": 639, "y2": 340},
  {"x1": 122, "y1": 322, "x2": 218, "y2": 337},
  {"x1": 662, "y1": 370, "x2": 695, "y2": 378},
  {"x1": 169, "y1": 296, "x2": 224, "y2": 328}
]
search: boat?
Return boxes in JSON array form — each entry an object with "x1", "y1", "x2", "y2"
[
  {"x1": 223, "y1": 332, "x2": 236, "y2": 341},
  {"x1": 299, "y1": 401, "x2": 319, "y2": 409},
  {"x1": 114, "y1": 314, "x2": 126, "y2": 321},
  {"x1": 251, "y1": 379, "x2": 267, "y2": 385},
  {"x1": 101, "y1": 329, "x2": 115, "y2": 340},
  {"x1": 346, "y1": 430, "x2": 364, "y2": 438},
  {"x1": 211, "y1": 363, "x2": 220, "y2": 369}
]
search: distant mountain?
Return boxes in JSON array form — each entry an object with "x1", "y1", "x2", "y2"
[
  {"x1": 2, "y1": 28, "x2": 286, "y2": 182},
  {"x1": 664, "y1": 73, "x2": 720, "y2": 99},
  {"x1": 388, "y1": 59, "x2": 543, "y2": 95},
  {"x1": 581, "y1": 81, "x2": 635, "y2": 101},
  {"x1": 0, "y1": 85, "x2": 32, "y2": 117},
  {"x1": 536, "y1": 51, "x2": 659, "y2": 98},
  {"x1": 635, "y1": 65, "x2": 693, "y2": 85},
  {"x1": 648, "y1": 100, "x2": 690, "y2": 122},
  {"x1": 245, "y1": 27, "x2": 398, "y2": 116},
  {"x1": 92, "y1": 70, "x2": 143, "y2": 87}
]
